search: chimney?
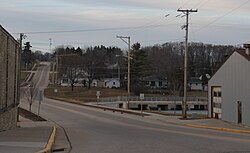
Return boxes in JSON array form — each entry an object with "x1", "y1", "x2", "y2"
[{"x1": 243, "y1": 44, "x2": 250, "y2": 55}]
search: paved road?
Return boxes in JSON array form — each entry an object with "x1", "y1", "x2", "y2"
[{"x1": 20, "y1": 62, "x2": 250, "y2": 153}]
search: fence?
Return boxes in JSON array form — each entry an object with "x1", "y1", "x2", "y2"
[{"x1": 99, "y1": 96, "x2": 207, "y2": 103}]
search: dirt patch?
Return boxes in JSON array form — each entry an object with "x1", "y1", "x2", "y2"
[{"x1": 18, "y1": 107, "x2": 46, "y2": 121}]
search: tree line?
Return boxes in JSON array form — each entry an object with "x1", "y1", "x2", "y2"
[{"x1": 22, "y1": 41, "x2": 237, "y2": 94}]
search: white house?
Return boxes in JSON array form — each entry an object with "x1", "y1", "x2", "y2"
[
  {"x1": 188, "y1": 77, "x2": 203, "y2": 91},
  {"x1": 103, "y1": 78, "x2": 120, "y2": 88},
  {"x1": 208, "y1": 45, "x2": 250, "y2": 126}
]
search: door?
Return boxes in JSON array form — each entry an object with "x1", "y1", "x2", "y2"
[
  {"x1": 237, "y1": 101, "x2": 242, "y2": 124},
  {"x1": 211, "y1": 87, "x2": 222, "y2": 119}
]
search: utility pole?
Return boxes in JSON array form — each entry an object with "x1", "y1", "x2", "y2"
[
  {"x1": 18, "y1": 33, "x2": 26, "y2": 104},
  {"x1": 177, "y1": 9, "x2": 198, "y2": 118},
  {"x1": 17, "y1": 33, "x2": 25, "y2": 121},
  {"x1": 49, "y1": 38, "x2": 55, "y2": 88},
  {"x1": 117, "y1": 36, "x2": 131, "y2": 109}
]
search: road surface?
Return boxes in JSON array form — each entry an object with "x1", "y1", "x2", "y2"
[{"x1": 20, "y1": 62, "x2": 250, "y2": 153}]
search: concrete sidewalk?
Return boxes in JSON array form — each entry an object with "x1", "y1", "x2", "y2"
[
  {"x1": 148, "y1": 114, "x2": 250, "y2": 134},
  {"x1": 0, "y1": 116, "x2": 54, "y2": 153}
]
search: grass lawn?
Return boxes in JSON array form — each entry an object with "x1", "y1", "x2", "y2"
[
  {"x1": 21, "y1": 71, "x2": 30, "y2": 82},
  {"x1": 187, "y1": 91, "x2": 208, "y2": 97},
  {"x1": 44, "y1": 86, "x2": 208, "y2": 103},
  {"x1": 44, "y1": 87, "x2": 128, "y2": 102}
]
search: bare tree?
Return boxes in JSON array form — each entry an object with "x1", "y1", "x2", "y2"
[
  {"x1": 25, "y1": 81, "x2": 38, "y2": 111},
  {"x1": 67, "y1": 67, "x2": 78, "y2": 91}
]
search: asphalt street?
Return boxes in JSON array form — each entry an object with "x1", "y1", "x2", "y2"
[{"x1": 20, "y1": 62, "x2": 250, "y2": 153}]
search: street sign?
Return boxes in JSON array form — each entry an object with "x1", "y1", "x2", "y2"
[
  {"x1": 38, "y1": 90, "x2": 43, "y2": 117},
  {"x1": 96, "y1": 91, "x2": 101, "y2": 99},
  {"x1": 39, "y1": 90, "x2": 43, "y2": 102},
  {"x1": 140, "y1": 93, "x2": 144, "y2": 100}
]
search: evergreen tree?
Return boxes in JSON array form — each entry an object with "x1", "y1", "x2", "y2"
[{"x1": 131, "y1": 42, "x2": 151, "y2": 95}]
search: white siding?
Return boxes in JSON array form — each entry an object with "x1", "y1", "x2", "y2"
[{"x1": 208, "y1": 52, "x2": 250, "y2": 125}]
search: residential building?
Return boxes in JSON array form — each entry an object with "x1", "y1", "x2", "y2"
[
  {"x1": 208, "y1": 44, "x2": 250, "y2": 126},
  {"x1": 103, "y1": 78, "x2": 120, "y2": 88},
  {"x1": 188, "y1": 77, "x2": 203, "y2": 91},
  {"x1": 144, "y1": 76, "x2": 169, "y2": 89}
]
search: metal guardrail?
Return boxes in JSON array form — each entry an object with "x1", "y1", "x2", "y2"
[
  {"x1": 99, "y1": 96, "x2": 207, "y2": 103},
  {"x1": 58, "y1": 100, "x2": 149, "y2": 116}
]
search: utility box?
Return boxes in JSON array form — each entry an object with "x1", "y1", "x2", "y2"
[{"x1": 0, "y1": 25, "x2": 20, "y2": 131}]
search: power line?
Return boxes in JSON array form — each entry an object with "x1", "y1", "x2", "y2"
[
  {"x1": 13, "y1": 26, "x2": 148, "y2": 35},
  {"x1": 192, "y1": 0, "x2": 250, "y2": 34}
]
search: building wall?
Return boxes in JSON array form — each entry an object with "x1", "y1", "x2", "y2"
[
  {"x1": 0, "y1": 26, "x2": 19, "y2": 131},
  {"x1": 208, "y1": 52, "x2": 250, "y2": 125},
  {"x1": 0, "y1": 107, "x2": 17, "y2": 131}
]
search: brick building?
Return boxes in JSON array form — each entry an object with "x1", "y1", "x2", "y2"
[{"x1": 0, "y1": 25, "x2": 20, "y2": 131}]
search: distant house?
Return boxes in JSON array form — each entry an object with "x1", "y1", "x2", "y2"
[
  {"x1": 208, "y1": 44, "x2": 250, "y2": 126},
  {"x1": 188, "y1": 77, "x2": 203, "y2": 91},
  {"x1": 103, "y1": 78, "x2": 120, "y2": 88},
  {"x1": 60, "y1": 77, "x2": 70, "y2": 87},
  {"x1": 91, "y1": 79, "x2": 102, "y2": 87},
  {"x1": 144, "y1": 76, "x2": 169, "y2": 89},
  {"x1": 60, "y1": 77, "x2": 87, "y2": 87}
]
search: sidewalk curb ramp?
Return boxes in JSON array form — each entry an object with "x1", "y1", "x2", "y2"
[
  {"x1": 185, "y1": 124, "x2": 250, "y2": 134},
  {"x1": 36, "y1": 126, "x2": 57, "y2": 153}
]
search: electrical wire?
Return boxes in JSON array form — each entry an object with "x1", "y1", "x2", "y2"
[{"x1": 192, "y1": 0, "x2": 250, "y2": 34}]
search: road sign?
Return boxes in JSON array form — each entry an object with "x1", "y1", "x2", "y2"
[
  {"x1": 140, "y1": 93, "x2": 144, "y2": 100},
  {"x1": 39, "y1": 90, "x2": 43, "y2": 102},
  {"x1": 96, "y1": 91, "x2": 101, "y2": 97}
]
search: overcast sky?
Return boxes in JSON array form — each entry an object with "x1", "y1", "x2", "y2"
[{"x1": 0, "y1": 0, "x2": 249, "y2": 52}]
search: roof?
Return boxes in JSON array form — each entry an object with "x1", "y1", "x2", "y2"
[
  {"x1": 0, "y1": 25, "x2": 19, "y2": 45},
  {"x1": 236, "y1": 48, "x2": 250, "y2": 61},
  {"x1": 143, "y1": 76, "x2": 168, "y2": 81},
  {"x1": 188, "y1": 77, "x2": 202, "y2": 84},
  {"x1": 102, "y1": 78, "x2": 120, "y2": 82}
]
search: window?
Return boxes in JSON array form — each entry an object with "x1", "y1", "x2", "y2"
[
  {"x1": 159, "y1": 81, "x2": 162, "y2": 87},
  {"x1": 151, "y1": 81, "x2": 155, "y2": 86},
  {"x1": 113, "y1": 82, "x2": 115, "y2": 85},
  {"x1": 218, "y1": 91, "x2": 222, "y2": 97},
  {"x1": 213, "y1": 91, "x2": 217, "y2": 97}
]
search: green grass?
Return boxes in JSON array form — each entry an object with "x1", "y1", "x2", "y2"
[
  {"x1": 44, "y1": 87, "x2": 128, "y2": 102},
  {"x1": 187, "y1": 91, "x2": 208, "y2": 97},
  {"x1": 21, "y1": 71, "x2": 30, "y2": 82},
  {"x1": 44, "y1": 87, "x2": 208, "y2": 103}
]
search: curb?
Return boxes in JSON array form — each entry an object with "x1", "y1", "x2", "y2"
[
  {"x1": 185, "y1": 124, "x2": 250, "y2": 134},
  {"x1": 36, "y1": 126, "x2": 57, "y2": 153}
]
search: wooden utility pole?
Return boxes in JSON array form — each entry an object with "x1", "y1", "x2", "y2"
[
  {"x1": 177, "y1": 9, "x2": 198, "y2": 118},
  {"x1": 117, "y1": 36, "x2": 131, "y2": 109}
]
